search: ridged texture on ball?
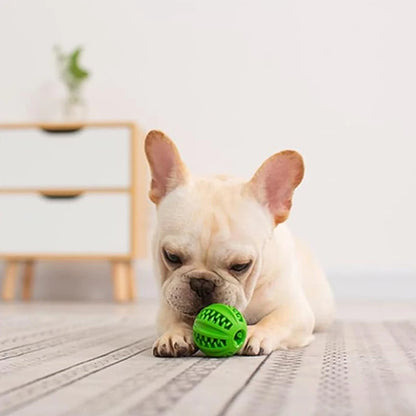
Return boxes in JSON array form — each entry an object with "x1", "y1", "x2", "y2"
[{"x1": 193, "y1": 303, "x2": 247, "y2": 357}]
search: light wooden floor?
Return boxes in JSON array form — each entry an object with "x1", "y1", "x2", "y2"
[{"x1": 0, "y1": 300, "x2": 416, "y2": 416}]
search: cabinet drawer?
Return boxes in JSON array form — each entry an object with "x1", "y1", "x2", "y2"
[
  {"x1": 0, "y1": 126, "x2": 131, "y2": 188},
  {"x1": 0, "y1": 194, "x2": 130, "y2": 255}
]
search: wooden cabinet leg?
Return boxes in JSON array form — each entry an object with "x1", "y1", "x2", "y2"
[
  {"x1": 127, "y1": 261, "x2": 137, "y2": 301},
  {"x1": 111, "y1": 261, "x2": 129, "y2": 303},
  {"x1": 22, "y1": 261, "x2": 35, "y2": 301},
  {"x1": 2, "y1": 261, "x2": 19, "y2": 301}
]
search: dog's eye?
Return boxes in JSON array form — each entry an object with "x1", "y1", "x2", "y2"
[
  {"x1": 230, "y1": 261, "x2": 252, "y2": 273},
  {"x1": 163, "y1": 249, "x2": 182, "y2": 265}
]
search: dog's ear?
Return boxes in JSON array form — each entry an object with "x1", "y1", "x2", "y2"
[
  {"x1": 248, "y1": 150, "x2": 304, "y2": 225},
  {"x1": 145, "y1": 130, "x2": 188, "y2": 204}
]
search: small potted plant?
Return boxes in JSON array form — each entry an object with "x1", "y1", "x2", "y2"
[{"x1": 54, "y1": 46, "x2": 90, "y2": 121}]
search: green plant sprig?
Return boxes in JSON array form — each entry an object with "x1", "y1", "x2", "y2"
[{"x1": 54, "y1": 46, "x2": 90, "y2": 104}]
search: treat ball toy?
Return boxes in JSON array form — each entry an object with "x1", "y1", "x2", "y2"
[{"x1": 193, "y1": 303, "x2": 247, "y2": 357}]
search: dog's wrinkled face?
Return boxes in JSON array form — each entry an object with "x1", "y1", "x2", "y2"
[
  {"x1": 155, "y1": 178, "x2": 272, "y2": 316},
  {"x1": 145, "y1": 130, "x2": 304, "y2": 317}
]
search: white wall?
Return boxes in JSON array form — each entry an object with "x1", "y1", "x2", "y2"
[{"x1": 0, "y1": 0, "x2": 415, "y2": 300}]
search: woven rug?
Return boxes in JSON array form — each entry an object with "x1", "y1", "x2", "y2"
[{"x1": 0, "y1": 304, "x2": 415, "y2": 416}]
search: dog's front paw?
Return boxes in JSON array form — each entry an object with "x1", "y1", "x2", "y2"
[
  {"x1": 153, "y1": 327, "x2": 196, "y2": 357},
  {"x1": 239, "y1": 325, "x2": 281, "y2": 356},
  {"x1": 239, "y1": 324, "x2": 314, "y2": 355}
]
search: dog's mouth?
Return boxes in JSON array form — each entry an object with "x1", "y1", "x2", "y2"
[
  {"x1": 181, "y1": 309, "x2": 200, "y2": 318},
  {"x1": 164, "y1": 277, "x2": 243, "y2": 318},
  {"x1": 166, "y1": 295, "x2": 216, "y2": 318}
]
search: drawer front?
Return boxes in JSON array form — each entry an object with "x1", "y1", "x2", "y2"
[
  {"x1": 0, "y1": 194, "x2": 130, "y2": 255},
  {"x1": 0, "y1": 126, "x2": 131, "y2": 188}
]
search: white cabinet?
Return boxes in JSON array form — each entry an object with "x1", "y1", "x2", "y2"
[{"x1": 0, "y1": 123, "x2": 147, "y2": 303}]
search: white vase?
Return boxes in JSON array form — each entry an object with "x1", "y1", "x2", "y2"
[{"x1": 31, "y1": 81, "x2": 88, "y2": 123}]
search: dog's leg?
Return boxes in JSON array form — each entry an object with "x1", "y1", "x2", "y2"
[
  {"x1": 239, "y1": 304, "x2": 315, "y2": 356},
  {"x1": 153, "y1": 303, "x2": 196, "y2": 357}
]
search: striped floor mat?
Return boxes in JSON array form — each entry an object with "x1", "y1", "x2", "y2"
[{"x1": 0, "y1": 304, "x2": 415, "y2": 415}]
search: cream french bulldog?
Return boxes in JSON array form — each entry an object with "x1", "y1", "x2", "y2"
[{"x1": 145, "y1": 130, "x2": 334, "y2": 357}]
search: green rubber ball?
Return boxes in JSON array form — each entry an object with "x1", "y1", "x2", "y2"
[{"x1": 193, "y1": 303, "x2": 247, "y2": 357}]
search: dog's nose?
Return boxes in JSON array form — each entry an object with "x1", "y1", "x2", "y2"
[{"x1": 189, "y1": 278, "x2": 215, "y2": 298}]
